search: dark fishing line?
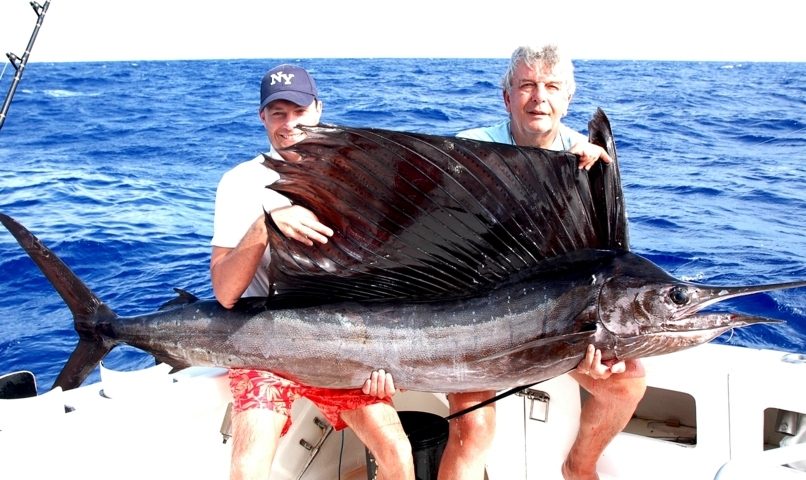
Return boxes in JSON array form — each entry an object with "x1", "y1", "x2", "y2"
[
  {"x1": 444, "y1": 383, "x2": 538, "y2": 422},
  {"x1": 338, "y1": 430, "x2": 344, "y2": 480}
]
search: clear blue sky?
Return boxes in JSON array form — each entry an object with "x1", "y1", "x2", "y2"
[{"x1": 1, "y1": 0, "x2": 804, "y2": 63}]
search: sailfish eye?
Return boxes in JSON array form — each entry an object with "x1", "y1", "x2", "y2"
[{"x1": 669, "y1": 286, "x2": 689, "y2": 305}]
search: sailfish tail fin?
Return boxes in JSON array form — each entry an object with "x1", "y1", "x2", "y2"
[{"x1": 0, "y1": 213, "x2": 118, "y2": 390}]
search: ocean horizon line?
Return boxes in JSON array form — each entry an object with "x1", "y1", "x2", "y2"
[{"x1": 17, "y1": 57, "x2": 806, "y2": 66}]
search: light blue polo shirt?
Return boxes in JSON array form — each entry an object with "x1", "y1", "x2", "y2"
[{"x1": 457, "y1": 120, "x2": 585, "y2": 151}]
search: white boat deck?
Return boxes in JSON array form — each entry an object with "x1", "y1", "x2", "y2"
[{"x1": 1, "y1": 343, "x2": 805, "y2": 479}]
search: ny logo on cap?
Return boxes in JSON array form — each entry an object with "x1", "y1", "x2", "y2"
[{"x1": 270, "y1": 71, "x2": 295, "y2": 86}]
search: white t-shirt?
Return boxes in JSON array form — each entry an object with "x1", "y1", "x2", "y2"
[{"x1": 211, "y1": 147, "x2": 291, "y2": 297}]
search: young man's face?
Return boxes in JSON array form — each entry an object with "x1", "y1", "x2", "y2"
[
  {"x1": 260, "y1": 99, "x2": 322, "y2": 151},
  {"x1": 503, "y1": 61, "x2": 572, "y2": 147}
]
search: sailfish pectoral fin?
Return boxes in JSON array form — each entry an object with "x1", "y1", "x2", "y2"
[{"x1": 481, "y1": 330, "x2": 594, "y2": 362}]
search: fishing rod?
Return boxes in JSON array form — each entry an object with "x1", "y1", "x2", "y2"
[{"x1": 0, "y1": 0, "x2": 50, "y2": 132}]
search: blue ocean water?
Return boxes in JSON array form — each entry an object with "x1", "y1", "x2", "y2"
[{"x1": 0, "y1": 58, "x2": 804, "y2": 391}]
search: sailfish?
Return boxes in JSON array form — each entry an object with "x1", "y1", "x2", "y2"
[{"x1": 2, "y1": 109, "x2": 804, "y2": 392}]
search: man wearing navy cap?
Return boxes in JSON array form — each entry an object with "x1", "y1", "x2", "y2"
[{"x1": 210, "y1": 64, "x2": 414, "y2": 480}]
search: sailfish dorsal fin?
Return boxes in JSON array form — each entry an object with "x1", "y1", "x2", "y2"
[{"x1": 263, "y1": 108, "x2": 627, "y2": 302}]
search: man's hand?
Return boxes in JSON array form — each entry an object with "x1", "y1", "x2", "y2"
[
  {"x1": 575, "y1": 344, "x2": 626, "y2": 380},
  {"x1": 269, "y1": 205, "x2": 334, "y2": 246},
  {"x1": 361, "y1": 369, "x2": 397, "y2": 399},
  {"x1": 569, "y1": 141, "x2": 613, "y2": 171}
]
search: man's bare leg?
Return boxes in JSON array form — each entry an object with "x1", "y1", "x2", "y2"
[
  {"x1": 343, "y1": 402, "x2": 414, "y2": 480},
  {"x1": 229, "y1": 408, "x2": 287, "y2": 480},
  {"x1": 437, "y1": 390, "x2": 496, "y2": 480},
  {"x1": 562, "y1": 357, "x2": 646, "y2": 480}
]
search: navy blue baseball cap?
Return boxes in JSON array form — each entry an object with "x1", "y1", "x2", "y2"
[{"x1": 259, "y1": 64, "x2": 318, "y2": 110}]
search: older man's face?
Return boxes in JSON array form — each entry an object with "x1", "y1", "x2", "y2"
[{"x1": 504, "y1": 61, "x2": 572, "y2": 147}]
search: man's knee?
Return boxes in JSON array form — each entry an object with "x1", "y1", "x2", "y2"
[
  {"x1": 612, "y1": 375, "x2": 647, "y2": 407},
  {"x1": 612, "y1": 359, "x2": 647, "y2": 401},
  {"x1": 577, "y1": 359, "x2": 647, "y2": 404},
  {"x1": 448, "y1": 408, "x2": 496, "y2": 451},
  {"x1": 369, "y1": 427, "x2": 414, "y2": 472},
  {"x1": 344, "y1": 404, "x2": 414, "y2": 471}
]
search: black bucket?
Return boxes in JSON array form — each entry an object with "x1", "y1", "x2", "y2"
[{"x1": 366, "y1": 410, "x2": 449, "y2": 480}]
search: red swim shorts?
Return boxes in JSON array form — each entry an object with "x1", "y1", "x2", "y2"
[{"x1": 228, "y1": 368, "x2": 393, "y2": 436}]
